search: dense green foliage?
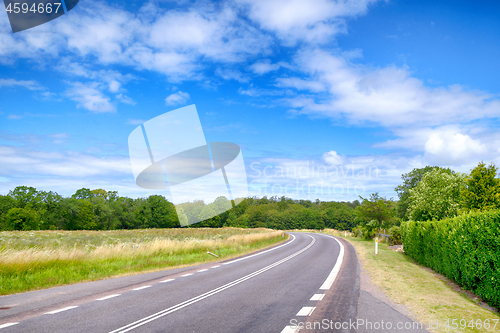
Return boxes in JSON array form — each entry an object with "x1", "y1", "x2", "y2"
[
  {"x1": 461, "y1": 162, "x2": 500, "y2": 211},
  {"x1": 0, "y1": 187, "x2": 359, "y2": 231},
  {"x1": 355, "y1": 193, "x2": 397, "y2": 226},
  {"x1": 395, "y1": 166, "x2": 438, "y2": 221},
  {"x1": 407, "y1": 168, "x2": 465, "y2": 221},
  {"x1": 401, "y1": 210, "x2": 500, "y2": 309}
]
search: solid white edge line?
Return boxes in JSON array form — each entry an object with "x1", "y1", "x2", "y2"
[
  {"x1": 181, "y1": 273, "x2": 193, "y2": 277},
  {"x1": 310, "y1": 294, "x2": 325, "y2": 301},
  {"x1": 319, "y1": 235, "x2": 345, "y2": 290},
  {"x1": 210, "y1": 265, "x2": 220, "y2": 269},
  {"x1": 280, "y1": 325, "x2": 300, "y2": 333},
  {"x1": 0, "y1": 323, "x2": 18, "y2": 329},
  {"x1": 133, "y1": 286, "x2": 151, "y2": 291},
  {"x1": 296, "y1": 306, "x2": 316, "y2": 316},
  {"x1": 160, "y1": 279, "x2": 174, "y2": 283},
  {"x1": 109, "y1": 235, "x2": 316, "y2": 333},
  {"x1": 96, "y1": 294, "x2": 121, "y2": 301},
  {"x1": 222, "y1": 234, "x2": 296, "y2": 266},
  {"x1": 44, "y1": 306, "x2": 78, "y2": 315}
]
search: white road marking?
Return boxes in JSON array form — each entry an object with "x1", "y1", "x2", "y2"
[
  {"x1": 0, "y1": 323, "x2": 18, "y2": 329},
  {"x1": 310, "y1": 294, "x2": 325, "y2": 301},
  {"x1": 296, "y1": 306, "x2": 316, "y2": 316},
  {"x1": 132, "y1": 286, "x2": 151, "y2": 291},
  {"x1": 181, "y1": 273, "x2": 193, "y2": 277},
  {"x1": 210, "y1": 265, "x2": 220, "y2": 269},
  {"x1": 280, "y1": 325, "x2": 301, "y2": 333},
  {"x1": 197, "y1": 269, "x2": 209, "y2": 272},
  {"x1": 222, "y1": 234, "x2": 296, "y2": 266},
  {"x1": 319, "y1": 235, "x2": 345, "y2": 290},
  {"x1": 96, "y1": 294, "x2": 121, "y2": 301},
  {"x1": 109, "y1": 235, "x2": 316, "y2": 333},
  {"x1": 160, "y1": 279, "x2": 174, "y2": 283},
  {"x1": 45, "y1": 306, "x2": 78, "y2": 314}
]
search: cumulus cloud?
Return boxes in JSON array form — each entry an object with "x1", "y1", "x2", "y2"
[
  {"x1": 323, "y1": 150, "x2": 344, "y2": 165},
  {"x1": 165, "y1": 91, "x2": 190, "y2": 106},
  {"x1": 0, "y1": 1, "x2": 273, "y2": 80},
  {"x1": 237, "y1": 0, "x2": 379, "y2": 44},
  {"x1": 249, "y1": 60, "x2": 281, "y2": 75},
  {"x1": 66, "y1": 82, "x2": 116, "y2": 113},
  {"x1": 282, "y1": 49, "x2": 500, "y2": 128},
  {"x1": 424, "y1": 131, "x2": 487, "y2": 166}
]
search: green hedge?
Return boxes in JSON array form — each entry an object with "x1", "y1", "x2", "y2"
[{"x1": 401, "y1": 210, "x2": 500, "y2": 310}]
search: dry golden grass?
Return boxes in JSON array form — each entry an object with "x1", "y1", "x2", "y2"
[{"x1": 0, "y1": 228, "x2": 286, "y2": 295}]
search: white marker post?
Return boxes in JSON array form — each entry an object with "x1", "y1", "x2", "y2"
[
  {"x1": 375, "y1": 237, "x2": 378, "y2": 255},
  {"x1": 344, "y1": 231, "x2": 347, "y2": 237}
]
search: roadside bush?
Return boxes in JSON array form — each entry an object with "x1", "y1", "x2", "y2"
[
  {"x1": 360, "y1": 220, "x2": 379, "y2": 240},
  {"x1": 390, "y1": 226, "x2": 402, "y2": 245},
  {"x1": 401, "y1": 210, "x2": 500, "y2": 310}
]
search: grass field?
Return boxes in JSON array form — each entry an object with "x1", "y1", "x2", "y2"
[
  {"x1": 318, "y1": 229, "x2": 500, "y2": 333},
  {"x1": 0, "y1": 228, "x2": 287, "y2": 296}
]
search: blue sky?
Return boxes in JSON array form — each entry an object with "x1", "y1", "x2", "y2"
[{"x1": 1, "y1": 0, "x2": 500, "y2": 202}]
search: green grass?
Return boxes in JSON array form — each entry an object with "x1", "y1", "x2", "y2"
[
  {"x1": 319, "y1": 229, "x2": 500, "y2": 333},
  {"x1": 0, "y1": 228, "x2": 287, "y2": 295}
]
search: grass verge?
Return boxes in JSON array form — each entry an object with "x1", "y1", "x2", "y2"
[
  {"x1": 0, "y1": 228, "x2": 287, "y2": 296},
  {"x1": 318, "y1": 229, "x2": 500, "y2": 333}
]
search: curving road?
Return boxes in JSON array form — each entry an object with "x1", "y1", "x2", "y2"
[{"x1": 0, "y1": 233, "x2": 426, "y2": 332}]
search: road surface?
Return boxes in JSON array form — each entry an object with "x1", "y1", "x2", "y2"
[{"x1": 0, "y1": 232, "x2": 427, "y2": 332}]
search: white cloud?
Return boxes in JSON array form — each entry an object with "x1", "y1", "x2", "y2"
[
  {"x1": 237, "y1": 0, "x2": 379, "y2": 44},
  {"x1": 249, "y1": 60, "x2": 281, "y2": 75},
  {"x1": 323, "y1": 150, "x2": 344, "y2": 165},
  {"x1": 0, "y1": 79, "x2": 43, "y2": 90},
  {"x1": 1, "y1": 1, "x2": 272, "y2": 80},
  {"x1": 109, "y1": 80, "x2": 121, "y2": 92},
  {"x1": 424, "y1": 130, "x2": 487, "y2": 166},
  {"x1": 0, "y1": 145, "x2": 131, "y2": 178},
  {"x1": 165, "y1": 91, "x2": 190, "y2": 106},
  {"x1": 116, "y1": 94, "x2": 136, "y2": 105},
  {"x1": 276, "y1": 77, "x2": 325, "y2": 92},
  {"x1": 284, "y1": 49, "x2": 500, "y2": 128},
  {"x1": 215, "y1": 68, "x2": 249, "y2": 82},
  {"x1": 66, "y1": 82, "x2": 116, "y2": 113}
]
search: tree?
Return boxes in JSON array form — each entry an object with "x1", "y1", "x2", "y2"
[
  {"x1": 395, "y1": 166, "x2": 438, "y2": 221},
  {"x1": 461, "y1": 162, "x2": 500, "y2": 211},
  {"x1": 75, "y1": 200, "x2": 97, "y2": 230},
  {"x1": 355, "y1": 193, "x2": 397, "y2": 227},
  {"x1": 147, "y1": 195, "x2": 178, "y2": 228},
  {"x1": 72, "y1": 188, "x2": 92, "y2": 200},
  {"x1": 8, "y1": 186, "x2": 40, "y2": 209},
  {"x1": 407, "y1": 168, "x2": 465, "y2": 221},
  {"x1": 3, "y1": 207, "x2": 40, "y2": 230}
]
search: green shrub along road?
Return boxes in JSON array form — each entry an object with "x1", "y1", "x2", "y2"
[{"x1": 402, "y1": 209, "x2": 500, "y2": 310}]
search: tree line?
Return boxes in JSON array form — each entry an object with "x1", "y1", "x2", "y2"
[
  {"x1": 0, "y1": 187, "x2": 361, "y2": 231},
  {"x1": 1, "y1": 161, "x2": 497, "y2": 232}
]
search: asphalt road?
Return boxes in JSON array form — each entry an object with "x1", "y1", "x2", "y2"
[{"x1": 0, "y1": 232, "x2": 427, "y2": 332}]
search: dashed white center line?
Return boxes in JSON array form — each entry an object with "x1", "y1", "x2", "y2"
[
  {"x1": 96, "y1": 294, "x2": 121, "y2": 301},
  {"x1": 280, "y1": 325, "x2": 300, "y2": 333},
  {"x1": 133, "y1": 286, "x2": 151, "y2": 291},
  {"x1": 310, "y1": 294, "x2": 325, "y2": 301},
  {"x1": 296, "y1": 306, "x2": 316, "y2": 316},
  {"x1": 45, "y1": 306, "x2": 78, "y2": 315},
  {"x1": 181, "y1": 273, "x2": 193, "y2": 277},
  {"x1": 210, "y1": 265, "x2": 220, "y2": 269},
  {"x1": 197, "y1": 269, "x2": 209, "y2": 272},
  {"x1": 0, "y1": 323, "x2": 18, "y2": 329},
  {"x1": 160, "y1": 279, "x2": 174, "y2": 283}
]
